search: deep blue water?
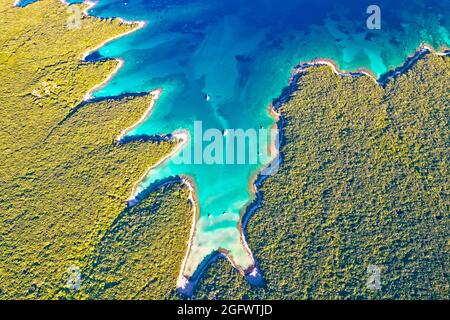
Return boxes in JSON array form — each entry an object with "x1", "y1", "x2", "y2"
[{"x1": 16, "y1": 0, "x2": 450, "y2": 287}]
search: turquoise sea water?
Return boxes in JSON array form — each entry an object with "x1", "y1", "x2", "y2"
[{"x1": 18, "y1": 0, "x2": 450, "y2": 287}]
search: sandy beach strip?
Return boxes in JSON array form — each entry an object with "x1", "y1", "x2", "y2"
[{"x1": 176, "y1": 176, "x2": 200, "y2": 290}]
